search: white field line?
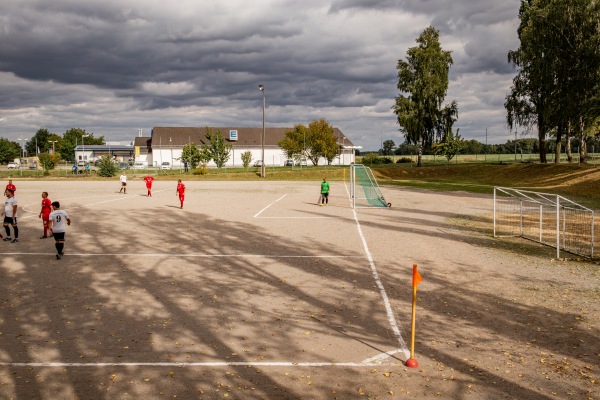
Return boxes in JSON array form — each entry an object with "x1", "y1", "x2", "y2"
[
  {"x1": 258, "y1": 216, "x2": 332, "y2": 219},
  {"x1": 254, "y1": 194, "x2": 287, "y2": 218},
  {"x1": 0, "y1": 252, "x2": 363, "y2": 258},
  {"x1": 0, "y1": 360, "x2": 401, "y2": 368},
  {"x1": 344, "y1": 181, "x2": 410, "y2": 360},
  {"x1": 19, "y1": 189, "x2": 173, "y2": 219}
]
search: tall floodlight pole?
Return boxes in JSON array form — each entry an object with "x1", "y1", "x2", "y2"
[
  {"x1": 49, "y1": 140, "x2": 57, "y2": 154},
  {"x1": 18, "y1": 139, "x2": 26, "y2": 158},
  {"x1": 259, "y1": 84, "x2": 266, "y2": 178},
  {"x1": 82, "y1": 134, "x2": 90, "y2": 163}
]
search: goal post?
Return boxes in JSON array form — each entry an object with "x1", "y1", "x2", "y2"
[
  {"x1": 493, "y1": 187, "x2": 594, "y2": 258},
  {"x1": 350, "y1": 164, "x2": 391, "y2": 209}
]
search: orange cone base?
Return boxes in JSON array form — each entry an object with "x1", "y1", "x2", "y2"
[{"x1": 405, "y1": 358, "x2": 419, "y2": 368}]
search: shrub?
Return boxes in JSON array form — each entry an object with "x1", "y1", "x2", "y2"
[
  {"x1": 97, "y1": 156, "x2": 118, "y2": 177},
  {"x1": 397, "y1": 157, "x2": 414, "y2": 163}
]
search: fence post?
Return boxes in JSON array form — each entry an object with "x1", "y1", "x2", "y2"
[
  {"x1": 556, "y1": 196, "x2": 560, "y2": 259},
  {"x1": 539, "y1": 205, "x2": 543, "y2": 243},
  {"x1": 493, "y1": 188, "x2": 497, "y2": 237}
]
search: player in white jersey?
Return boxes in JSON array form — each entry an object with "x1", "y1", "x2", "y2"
[
  {"x1": 2, "y1": 189, "x2": 19, "y2": 243},
  {"x1": 48, "y1": 201, "x2": 71, "y2": 260}
]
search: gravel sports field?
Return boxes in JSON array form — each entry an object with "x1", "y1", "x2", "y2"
[{"x1": 0, "y1": 179, "x2": 598, "y2": 399}]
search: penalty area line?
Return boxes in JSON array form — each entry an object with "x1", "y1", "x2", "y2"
[{"x1": 0, "y1": 252, "x2": 365, "y2": 259}]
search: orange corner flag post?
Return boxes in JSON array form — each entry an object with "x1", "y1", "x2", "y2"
[{"x1": 405, "y1": 264, "x2": 423, "y2": 368}]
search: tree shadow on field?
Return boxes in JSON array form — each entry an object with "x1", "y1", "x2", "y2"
[
  {"x1": 0, "y1": 206, "x2": 408, "y2": 399},
  {"x1": 387, "y1": 267, "x2": 600, "y2": 399},
  {"x1": 347, "y1": 203, "x2": 561, "y2": 259}
]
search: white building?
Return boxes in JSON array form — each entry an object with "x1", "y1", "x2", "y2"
[{"x1": 138, "y1": 126, "x2": 356, "y2": 168}]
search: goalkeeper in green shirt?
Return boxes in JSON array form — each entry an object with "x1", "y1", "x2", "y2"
[{"x1": 320, "y1": 178, "x2": 330, "y2": 206}]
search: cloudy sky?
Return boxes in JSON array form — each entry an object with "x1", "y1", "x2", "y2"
[{"x1": 0, "y1": 0, "x2": 521, "y2": 150}]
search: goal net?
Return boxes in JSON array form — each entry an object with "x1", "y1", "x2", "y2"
[
  {"x1": 350, "y1": 164, "x2": 391, "y2": 209},
  {"x1": 494, "y1": 187, "x2": 594, "y2": 258}
]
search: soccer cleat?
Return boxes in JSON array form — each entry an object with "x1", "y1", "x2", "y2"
[
  {"x1": 56, "y1": 253, "x2": 61, "y2": 260},
  {"x1": 11, "y1": 238, "x2": 18, "y2": 243},
  {"x1": 3, "y1": 237, "x2": 11, "y2": 241},
  {"x1": 40, "y1": 235, "x2": 48, "y2": 239}
]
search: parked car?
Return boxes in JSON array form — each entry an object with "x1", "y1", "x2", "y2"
[
  {"x1": 161, "y1": 162, "x2": 171, "y2": 170},
  {"x1": 254, "y1": 160, "x2": 263, "y2": 167},
  {"x1": 133, "y1": 162, "x2": 146, "y2": 169},
  {"x1": 7, "y1": 162, "x2": 19, "y2": 169},
  {"x1": 285, "y1": 159, "x2": 293, "y2": 166}
]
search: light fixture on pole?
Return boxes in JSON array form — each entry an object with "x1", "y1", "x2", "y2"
[
  {"x1": 259, "y1": 84, "x2": 266, "y2": 178},
  {"x1": 49, "y1": 140, "x2": 58, "y2": 154}
]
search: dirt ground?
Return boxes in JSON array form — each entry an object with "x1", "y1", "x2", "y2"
[{"x1": 0, "y1": 179, "x2": 598, "y2": 399}]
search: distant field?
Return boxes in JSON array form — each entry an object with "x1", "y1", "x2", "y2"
[{"x1": 358, "y1": 152, "x2": 599, "y2": 164}]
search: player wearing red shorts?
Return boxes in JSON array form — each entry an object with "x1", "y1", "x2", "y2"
[
  {"x1": 144, "y1": 174, "x2": 154, "y2": 197},
  {"x1": 176, "y1": 179, "x2": 185, "y2": 209},
  {"x1": 39, "y1": 191, "x2": 53, "y2": 238}
]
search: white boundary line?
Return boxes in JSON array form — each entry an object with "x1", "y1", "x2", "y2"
[
  {"x1": 20, "y1": 189, "x2": 172, "y2": 217},
  {"x1": 254, "y1": 194, "x2": 287, "y2": 218},
  {"x1": 0, "y1": 361, "x2": 402, "y2": 368},
  {"x1": 344, "y1": 181, "x2": 410, "y2": 360},
  {"x1": 0, "y1": 253, "x2": 363, "y2": 258}
]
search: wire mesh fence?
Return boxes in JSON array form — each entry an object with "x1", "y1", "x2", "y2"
[{"x1": 494, "y1": 187, "x2": 594, "y2": 258}]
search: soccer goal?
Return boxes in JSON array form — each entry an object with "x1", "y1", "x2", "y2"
[
  {"x1": 493, "y1": 187, "x2": 594, "y2": 258},
  {"x1": 350, "y1": 164, "x2": 391, "y2": 209}
]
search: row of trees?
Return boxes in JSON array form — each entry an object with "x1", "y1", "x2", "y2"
[
  {"x1": 506, "y1": 0, "x2": 600, "y2": 163},
  {"x1": 393, "y1": 2, "x2": 599, "y2": 166},
  {"x1": 383, "y1": 136, "x2": 598, "y2": 157},
  {"x1": 179, "y1": 128, "x2": 233, "y2": 169},
  {"x1": 0, "y1": 127, "x2": 104, "y2": 165},
  {"x1": 277, "y1": 119, "x2": 340, "y2": 165}
]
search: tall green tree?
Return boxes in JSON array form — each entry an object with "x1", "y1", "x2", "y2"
[
  {"x1": 0, "y1": 138, "x2": 21, "y2": 164},
  {"x1": 57, "y1": 128, "x2": 104, "y2": 161},
  {"x1": 278, "y1": 124, "x2": 308, "y2": 159},
  {"x1": 506, "y1": 0, "x2": 600, "y2": 163},
  {"x1": 382, "y1": 140, "x2": 396, "y2": 156},
  {"x1": 201, "y1": 127, "x2": 231, "y2": 168},
  {"x1": 25, "y1": 128, "x2": 53, "y2": 155},
  {"x1": 180, "y1": 143, "x2": 202, "y2": 169},
  {"x1": 306, "y1": 119, "x2": 338, "y2": 165},
  {"x1": 394, "y1": 26, "x2": 456, "y2": 167}
]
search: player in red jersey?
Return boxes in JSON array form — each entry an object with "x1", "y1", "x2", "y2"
[
  {"x1": 5, "y1": 179, "x2": 16, "y2": 196},
  {"x1": 143, "y1": 174, "x2": 154, "y2": 197},
  {"x1": 176, "y1": 179, "x2": 185, "y2": 209},
  {"x1": 39, "y1": 191, "x2": 53, "y2": 238}
]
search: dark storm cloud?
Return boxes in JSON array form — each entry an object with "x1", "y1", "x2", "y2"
[{"x1": 0, "y1": 0, "x2": 522, "y2": 149}]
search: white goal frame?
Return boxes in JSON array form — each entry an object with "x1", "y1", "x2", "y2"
[
  {"x1": 350, "y1": 164, "x2": 391, "y2": 209},
  {"x1": 493, "y1": 187, "x2": 594, "y2": 258}
]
